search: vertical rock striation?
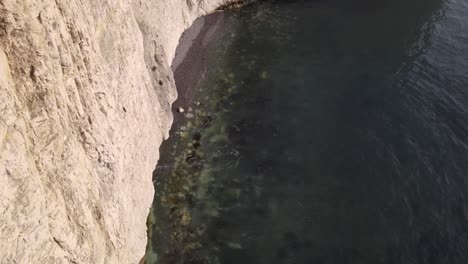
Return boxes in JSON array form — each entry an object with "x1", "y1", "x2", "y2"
[{"x1": 0, "y1": 0, "x2": 243, "y2": 263}]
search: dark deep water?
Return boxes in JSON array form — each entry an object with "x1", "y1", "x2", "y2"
[{"x1": 146, "y1": 0, "x2": 468, "y2": 263}]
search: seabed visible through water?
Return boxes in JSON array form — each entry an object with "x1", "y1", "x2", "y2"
[{"x1": 146, "y1": 0, "x2": 468, "y2": 263}]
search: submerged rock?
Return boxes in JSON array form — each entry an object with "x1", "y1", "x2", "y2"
[
  {"x1": 226, "y1": 242, "x2": 243, "y2": 249},
  {"x1": 180, "y1": 209, "x2": 192, "y2": 226}
]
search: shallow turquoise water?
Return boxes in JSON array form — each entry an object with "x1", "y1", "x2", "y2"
[{"x1": 147, "y1": 0, "x2": 468, "y2": 263}]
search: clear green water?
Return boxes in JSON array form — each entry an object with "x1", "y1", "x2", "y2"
[{"x1": 146, "y1": 0, "x2": 468, "y2": 263}]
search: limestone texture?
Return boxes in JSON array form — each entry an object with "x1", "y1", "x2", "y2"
[{"x1": 0, "y1": 0, "x2": 240, "y2": 263}]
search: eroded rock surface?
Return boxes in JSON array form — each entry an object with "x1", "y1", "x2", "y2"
[{"x1": 0, "y1": 0, "x2": 237, "y2": 263}]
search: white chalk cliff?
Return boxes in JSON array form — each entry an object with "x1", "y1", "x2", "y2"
[{"x1": 0, "y1": 0, "x2": 241, "y2": 263}]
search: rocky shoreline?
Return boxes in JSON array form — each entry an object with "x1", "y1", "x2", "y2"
[
  {"x1": 172, "y1": 12, "x2": 225, "y2": 129},
  {"x1": 143, "y1": 11, "x2": 227, "y2": 264},
  {"x1": 0, "y1": 0, "x2": 245, "y2": 263}
]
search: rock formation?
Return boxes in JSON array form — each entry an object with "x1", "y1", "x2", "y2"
[{"x1": 0, "y1": 0, "x2": 241, "y2": 263}]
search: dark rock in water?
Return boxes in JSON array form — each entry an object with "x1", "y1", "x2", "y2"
[
  {"x1": 186, "y1": 153, "x2": 198, "y2": 163},
  {"x1": 192, "y1": 132, "x2": 202, "y2": 141},
  {"x1": 202, "y1": 115, "x2": 213, "y2": 126}
]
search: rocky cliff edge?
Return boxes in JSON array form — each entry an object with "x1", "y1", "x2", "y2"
[{"x1": 0, "y1": 0, "x2": 237, "y2": 263}]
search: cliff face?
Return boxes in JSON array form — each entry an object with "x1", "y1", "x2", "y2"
[{"x1": 0, "y1": 0, "x2": 236, "y2": 263}]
